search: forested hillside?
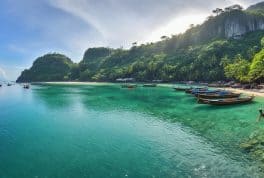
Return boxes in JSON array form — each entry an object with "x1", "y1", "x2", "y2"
[
  {"x1": 17, "y1": 54, "x2": 73, "y2": 82},
  {"x1": 17, "y1": 2, "x2": 264, "y2": 83}
]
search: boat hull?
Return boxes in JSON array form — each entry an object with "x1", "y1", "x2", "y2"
[
  {"x1": 143, "y1": 84, "x2": 157, "y2": 87},
  {"x1": 121, "y1": 84, "x2": 137, "y2": 89},
  {"x1": 198, "y1": 96, "x2": 254, "y2": 105},
  {"x1": 174, "y1": 88, "x2": 190, "y2": 91},
  {"x1": 197, "y1": 93, "x2": 241, "y2": 99},
  {"x1": 185, "y1": 88, "x2": 207, "y2": 94}
]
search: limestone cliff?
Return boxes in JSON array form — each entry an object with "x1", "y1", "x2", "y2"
[{"x1": 178, "y1": 9, "x2": 264, "y2": 47}]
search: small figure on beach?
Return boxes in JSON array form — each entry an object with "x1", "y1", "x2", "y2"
[{"x1": 257, "y1": 108, "x2": 264, "y2": 122}]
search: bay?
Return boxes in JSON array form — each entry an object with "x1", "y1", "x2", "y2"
[{"x1": 0, "y1": 84, "x2": 263, "y2": 177}]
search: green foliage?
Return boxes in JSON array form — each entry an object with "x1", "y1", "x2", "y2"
[
  {"x1": 81, "y1": 47, "x2": 112, "y2": 72},
  {"x1": 249, "y1": 49, "x2": 264, "y2": 82},
  {"x1": 261, "y1": 37, "x2": 264, "y2": 47},
  {"x1": 80, "y1": 69, "x2": 92, "y2": 81},
  {"x1": 69, "y1": 64, "x2": 80, "y2": 80},
  {"x1": 17, "y1": 31, "x2": 264, "y2": 83},
  {"x1": 247, "y1": 2, "x2": 264, "y2": 15},
  {"x1": 83, "y1": 47, "x2": 112, "y2": 62},
  {"x1": 17, "y1": 3, "x2": 264, "y2": 83},
  {"x1": 17, "y1": 53, "x2": 73, "y2": 82},
  {"x1": 224, "y1": 55, "x2": 251, "y2": 82}
]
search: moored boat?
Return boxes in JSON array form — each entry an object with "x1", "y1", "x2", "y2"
[
  {"x1": 185, "y1": 87, "x2": 207, "y2": 94},
  {"x1": 143, "y1": 84, "x2": 157, "y2": 87},
  {"x1": 192, "y1": 89, "x2": 220, "y2": 96},
  {"x1": 23, "y1": 84, "x2": 30, "y2": 89},
  {"x1": 174, "y1": 86, "x2": 191, "y2": 91},
  {"x1": 197, "y1": 92, "x2": 241, "y2": 99},
  {"x1": 121, "y1": 84, "x2": 137, "y2": 89},
  {"x1": 198, "y1": 96, "x2": 254, "y2": 105}
]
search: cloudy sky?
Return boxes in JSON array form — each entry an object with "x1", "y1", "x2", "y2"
[{"x1": 0, "y1": 0, "x2": 262, "y2": 80}]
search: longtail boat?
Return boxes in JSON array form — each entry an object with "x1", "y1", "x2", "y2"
[
  {"x1": 185, "y1": 87, "x2": 207, "y2": 94},
  {"x1": 121, "y1": 84, "x2": 137, "y2": 89},
  {"x1": 198, "y1": 96, "x2": 254, "y2": 105},
  {"x1": 185, "y1": 89, "x2": 192, "y2": 93},
  {"x1": 197, "y1": 92, "x2": 241, "y2": 99},
  {"x1": 192, "y1": 90, "x2": 221, "y2": 96},
  {"x1": 23, "y1": 84, "x2": 30, "y2": 89},
  {"x1": 143, "y1": 84, "x2": 157, "y2": 87},
  {"x1": 174, "y1": 87, "x2": 192, "y2": 91}
]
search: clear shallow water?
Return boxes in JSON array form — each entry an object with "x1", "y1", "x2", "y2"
[{"x1": 0, "y1": 84, "x2": 264, "y2": 178}]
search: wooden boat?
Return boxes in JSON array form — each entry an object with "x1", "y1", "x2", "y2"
[
  {"x1": 197, "y1": 92, "x2": 241, "y2": 99},
  {"x1": 198, "y1": 96, "x2": 254, "y2": 105},
  {"x1": 23, "y1": 84, "x2": 30, "y2": 89},
  {"x1": 121, "y1": 84, "x2": 137, "y2": 89},
  {"x1": 185, "y1": 89, "x2": 195, "y2": 94},
  {"x1": 193, "y1": 90, "x2": 221, "y2": 96},
  {"x1": 174, "y1": 87, "x2": 191, "y2": 91},
  {"x1": 185, "y1": 87, "x2": 207, "y2": 94},
  {"x1": 143, "y1": 84, "x2": 157, "y2": 87},
  {"x1": 190, "y1": 88, "x2": 211, "y2": 95}
]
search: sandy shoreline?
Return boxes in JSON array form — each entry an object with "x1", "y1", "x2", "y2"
[
  {"x1": 219, "y1": 88, "x2": 264, "y2": 97},
  {"x1": 34, "y1": 82, "x2": 264, "y2": 97},
  {"x1": 34, "y1": 81, "x2": 114, "y2": 86}
]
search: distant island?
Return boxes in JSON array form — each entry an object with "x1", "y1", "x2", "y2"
[{"x1": 17, "y1": 2, "x2": 264, "y2": 83}]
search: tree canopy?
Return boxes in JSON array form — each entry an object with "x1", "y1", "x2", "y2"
[
  {"x1": 16, "y1": 53, "x2": 73, "y2": 82},
  {"x1": 17, "y1": 3, "x2": 264, "y2": 83},
  {"x1": 249, "y1": 49, "x2": 264, "y2": 82}
]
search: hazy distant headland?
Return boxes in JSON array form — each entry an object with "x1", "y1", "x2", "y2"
[{"x1": 17, "y1": 2, "x2": 264, "y2": 83}]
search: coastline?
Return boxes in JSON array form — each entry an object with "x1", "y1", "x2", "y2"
[
  {"x1": 219, "y1": 87, "x2": 264, "y2": 97},
  {"x1": 33, "y1": 81, "x2": 115, "y2": 86},
  {"x1": 32, "y1": 82, "x2": 264, "y2": 98}
]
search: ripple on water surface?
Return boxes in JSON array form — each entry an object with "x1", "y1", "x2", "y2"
[{"x1": 0, "y1": 84, "x2": 263, "y2": 177}]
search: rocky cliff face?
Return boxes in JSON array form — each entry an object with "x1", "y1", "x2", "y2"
[
  {"x1": 224, "y1": 14, "x2": 264, "y2": 38},
  {"x1": 195, "y1": 10, "x2": 264, "y2": 42},
  {"x1": 177, "y1": 9, "x2": 264, "y2": 48},
  {"x1": 220, "y1": 2, "x2": 264, "y2": 39}
]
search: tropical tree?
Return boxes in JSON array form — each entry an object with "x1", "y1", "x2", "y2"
[
  {"x1": 212, "y1": 8, "x2": 224, "y2": 16},
  {"x1": 224, "y1": 55, "x2": 250, "y2": 82},
  {"x1": 161, "y1": 36, "x2": 169, "y2": 41},
  {"x1": 132, "y1": 42, "x2": 137, "y2": 46},
  {"x1": 249, "y1": 49, "x2": 264, "y2": 82}
]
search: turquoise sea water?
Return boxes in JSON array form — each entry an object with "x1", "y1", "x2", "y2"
[{"x1": 1, "y1": 83, "x2": 264, "y2": 178}]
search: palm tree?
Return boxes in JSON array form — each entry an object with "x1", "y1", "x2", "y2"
[
  {"x1": 212, "y1": 8, "x2": 224, "y2": 16},
  {"x1": 160, "y1": 36, "x2": 169, "y2": 41},
  {"x1": 132, "y1": 42, "x2": 137, "y2": 46}
]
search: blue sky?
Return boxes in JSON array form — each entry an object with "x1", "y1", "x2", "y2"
[{"x1": 0, "y1": 0, "x2": 262, "y2": 80}]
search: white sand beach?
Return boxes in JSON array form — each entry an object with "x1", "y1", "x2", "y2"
[
  {"x1": 221, "y1": 88, "x2": 264, "y2": 97},
  {"x1": 36, "y1": 82, "x2": 264, "y2": 97}
]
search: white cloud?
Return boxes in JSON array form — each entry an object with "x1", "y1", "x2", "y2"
[
  {"x1": 228, "y1": 0, "x2": 264, "y2": 7},
  {"x1": 2, "y1": 0, "x2": 264, "y2": 64},
  {"x1": 8, "y1": 44, "x2": 27, "y2": 54},
  {"x1": 47, "y1": 0, "x2": 228, "y2": 48},
  {"x1": 0, "y1": 67, "x2": 7, "y2": 80},
  {"x1": 0, "y1": 64, "x2": 26, "y2": 81},
  {"x1": 145, "y1": 13, "x2": 209, "y2": 43},
  {"x1": 46, "y1": 0, "x2": 263, "y2": 49}
]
